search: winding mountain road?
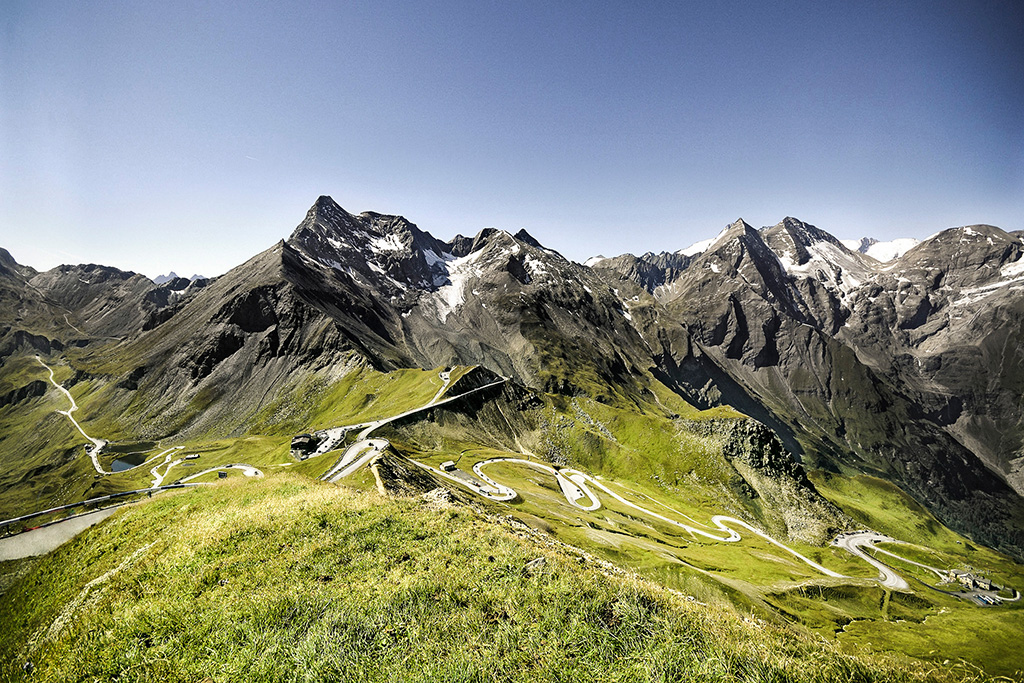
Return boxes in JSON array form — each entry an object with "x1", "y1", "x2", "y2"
[
  {"x1": 148, "y1": 448, "x2": 187, "y2": 487},
  {"x1": 37, "y1": 356, "x2": 107, "y2": 474},
  {"x1": 322, "y1": 440, "x2": 389, "y2": 483},
  {"x1": 35, "y1": 356, "x2": 263, "y2": 490},
  {"x1": 177, "y1": 464, "x2": 263, "y2": 483},
  {"x1": 832, "y1": 532, "x2": 910, "y2": 590},
  {"x1": 470, "y1": 457, "x2": 844, "y2": 578},
  {"x1": 316, "y1": 372, "x2": 848, "y2": 580},
  {"x1": 870, "y1": 542, "x2": 948, "y2": 580},
  {"x1": 310, "y1": 369, "x2": 996, "y2": 594},
  {"x1": 318, "y1": 373, "x2": 506, "y2": 483}
]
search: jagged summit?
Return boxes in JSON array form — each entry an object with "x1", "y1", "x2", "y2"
[
  {"x1": 762, "y1": 217, "x2": 848, "y2": 250},
  {"x1": 293, "y1": 195, "x2": 362, "y2": 241},
  {"x1": 312, "y1": 194, "x2": 350, "y2": 219},
  {"x1": 153, "y1": 271, "x2": 180, "y2": 285},
  {"x1": 513, "y1": 228, "x2": 544, "y2": 249}
]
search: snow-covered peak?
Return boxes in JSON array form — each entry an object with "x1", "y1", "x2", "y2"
[
  {"x1": 677, "y1": 221, "x2": 745, "y2": 257},
  {"x1": 584, "y1": 255, "x2": 607, "y2": 267},
  {"x1": 840, "y1": 237, "x2": 919, "y2": 262},
  {"x1": 679, "y1": 237, "x2": 714, "y2": 257},
  {"x1": 752, "y1": 220, "x2": 879, "y2": 303},
  {"x1": 839, "y1": 238, "x2": 870, "y2": 252}
]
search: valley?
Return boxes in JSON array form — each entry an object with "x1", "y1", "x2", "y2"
[{"x1": 2, "y1": 200, "x2": 1024, "y2": 680}]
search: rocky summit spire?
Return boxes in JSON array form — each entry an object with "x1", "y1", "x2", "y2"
[{"x1": 307, "y1": 195, "x2": 353, "y2": 227}]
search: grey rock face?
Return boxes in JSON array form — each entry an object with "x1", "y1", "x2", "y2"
[{"x1": 593, "y1": 218, "x2": 1024, "y2": 558}]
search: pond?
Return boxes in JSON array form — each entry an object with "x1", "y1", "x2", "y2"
[
  {"x1": 104, "y1": 442, "x2": 158, "y2": 472},
  {"x1": 111, "y1": 451, "x2": 150, "y2": 472}
]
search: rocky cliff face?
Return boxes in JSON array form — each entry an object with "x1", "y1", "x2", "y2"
[
  {"x1": 683, "y1": 417, "x2": 852, "y2": 545},
  {"x1": 593, "y1": 218, "x2": 1024, "y2": 558},
  {"x1": 283, "y1": 196, "x2": 651, "y2": 393}
]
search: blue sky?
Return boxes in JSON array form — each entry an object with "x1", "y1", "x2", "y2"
[{"x1": 2, "y1": 1, "x2": 1022, "y2": 278}]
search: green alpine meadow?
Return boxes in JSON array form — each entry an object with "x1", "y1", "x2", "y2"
[{"x1": 2, "y1": 193, "x2": 1024, "y2": 681}]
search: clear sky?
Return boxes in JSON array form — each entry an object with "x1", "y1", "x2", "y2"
[{"x1": 2, "y1": 1, "x2": 1022, "y2": 278}]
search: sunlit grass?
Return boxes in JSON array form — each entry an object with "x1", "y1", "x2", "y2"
[{"x1": 0, "y1": 475, "x2": 981, "y2": 682}]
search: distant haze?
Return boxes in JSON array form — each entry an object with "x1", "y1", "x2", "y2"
[{"x1": 2, "y1": 1, "x2": 1021, "y2": 278}]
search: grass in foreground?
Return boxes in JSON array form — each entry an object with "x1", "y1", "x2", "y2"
[{"x1": 0, "y1": 475, "x2": 993, "y2": 683}]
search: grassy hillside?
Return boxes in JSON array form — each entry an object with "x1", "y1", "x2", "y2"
[
  {"x1": 0, "y1": 475, "x2": 989, "y2": 683},
  {"x1": 3, "y1": 353, "x2": 1023, "y2": 680},
  {"x1": 0, "y1": 353, "x2": 458, "y2": 519}
]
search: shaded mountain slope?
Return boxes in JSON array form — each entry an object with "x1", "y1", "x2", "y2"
[
  {"x1": 50, "y1": 198, "x2": 649, "y2": 449},
  {"x1": 593, "y1": 218, "x2": 1024, "y2": 558}
]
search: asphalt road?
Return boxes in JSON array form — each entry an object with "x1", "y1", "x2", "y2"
[
  {"x1": 322, "y1": 440, "x2": 389, "y2": 483},
  {"x1": 0, "y1": 508, "x2": 118, "y2": 560},
  {"x1": 832, "y1": 532, "x2": 910, "y2": 590},
  {"x1": 308, "y1": 372, "x2": 947, "y2": 591},
  {"x1": 472, "y1": 458, "x2": 845, "y2": 579},
  {"x1": 37, "y1": 356, "x2": 108, "y2": 474}
]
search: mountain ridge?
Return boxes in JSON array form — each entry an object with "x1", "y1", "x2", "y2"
[{"x1": 2, "y1": 197, "x2": 1023, "y2": 561}]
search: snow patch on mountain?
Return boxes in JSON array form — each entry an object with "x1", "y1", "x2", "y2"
[
  {"x1": 680, "y1": 237, "x2": 715, "y2": 257},
  {"x1": 867, "y1": 239, "x2": 918, "y2": 262},
  {"x1": 430, "y1": 250, "x2": 486, "y2": 323},
  {"x1": 524, "y1": 254, "x2": 548, "y2": 278},
  {"x1": 1001, "y1": 258, "x2": 1024, "y2": 279},
  {"x1": 951, "y1": 278, "x2": 1024, "y2": 307},
  {"x1": 946, "y1": 255, "x2": 1024, "y2": 307},
  {"x1": 778, "y1": 241, "x2": 872, "y2": 297},
  {"x1": 422, "y1": 249, "x2": 451, "y2": 267},
  {"x1": 422, "y1": 249, "x2": 455, "y2": 286},
  {"x1": 370, "y1": 234, "x2": 405, "y2": 253},
  {"x1": 679, "y1": 224, "x2": 733, "y2": 257},
  {"x1": 325, "y1": 233, "x2": 357, "y2": 253},
  {"x1": 840, "y1": 237, "x2": 919, "y2": 262}
]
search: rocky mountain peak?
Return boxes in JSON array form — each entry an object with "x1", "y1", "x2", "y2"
[
  {"x1": 467, "y1": 227, "x2": 503, "y2": 254},
  {"x1": 895, "y1": 225, "x2": 1024, "y2": 293},
  {"x1": 514, "y1": 229, "x2": 544, "y2": 249},
  {"x1": 312, "y1": 194, "x2": 349, "y2": 219},
  {"x1": 694, "y1": 219, "x2": 762, "y2": 263},
  {"x1": 0, "y1": 247, "x2": 18, "y2": 271},
  {"x1": 905, "y1": 224, "x2": 1019, "y2": 264},
  {"x1": 728, "y1": 218, "x2": 756, "y2": 235},
  {"x1": 851, "y1": 237, "x2": 878, "y2": 253},
  {"x1": 0, "y1": 248, "x2": 34, "y2": 281},
  {"x1": 153, "y1": 271, "x2": 180, "y2": 285},
  {"x1": 762, "y1": 217, "x2": 847, "y2": 256},
  {"x1": 293, "y1": 196, "x2": 359, "y2": 240},
  {"x1": 446, "y1": 234, "x2": 476, "y2": 258}
]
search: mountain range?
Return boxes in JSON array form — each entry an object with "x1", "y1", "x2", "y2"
[
  {"x1": 5, "y1": 195, "x2": 1024, "y2": 679},
  {"x1": 2, "y1": 195, "x2": 1023, "y2": 561}
]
